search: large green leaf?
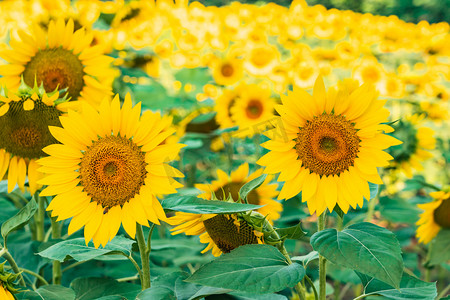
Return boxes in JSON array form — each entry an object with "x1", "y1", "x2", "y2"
[
  {"x1": 428, "y1": 229, "x2": 450, "y2": 266},
  {"x1": 239, "y1": 174, "x2": 267, "y2": 203},
  {"x1": 16, "y1": 285, "x2": 75, "y2": 300},
  {"x1": 162, "y1": 195, "x2": 262, "y2": 214},
  {"x1": 356, "y1": 272, "x2": 437, "y2": 299},
  {"x1": 38, "y1": 236, "x2": 135, "y2": 262},
  {"x1": 70, "y1": 277, "x2": 141, "y2": 300},
  {"x1": 275, "y1": 222, "x2": 306, "y2": 240},
  {"x1": 1, "y1": 197, "x2": 37, "y2": 243},
  {"x1": 310, "y1": 222, "x2": 403, "y2": 289},
  {"x1": 186, "y1": 244, "x2": 305, "y2": 294}
]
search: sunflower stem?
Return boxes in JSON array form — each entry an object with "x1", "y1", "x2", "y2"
[
  {"x1": 136, "y1": 224, "x2": 151, "y2": 290},
  {"x1": 364, "y1": 196, "x2": 378, "y2": 222},
  {"x1": 51, "y1": 216, "x2": 62, "y2": 285},
  {"x1": 304, "y1": 274, "x2": 318, "y2": 300},
  {"x1": 35, "y1": 193, "x2": 45, "y2": 242},
  {"x1": 1, "y1": 249, "x2": 26, "y2": 287},
  {"x1": 424, "y1": 242, "x2": 433, "y2": 282},
  {"x1": 318, "y1": 213, "x2": 327, "y2": 300},
  {"x1": 4, "y1": 265, "x2": 49, "y2": 286}
]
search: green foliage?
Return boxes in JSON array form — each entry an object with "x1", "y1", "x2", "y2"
[
  {"x1": 70, "y1": 277, "x2": 141, "y2": 300},
  {"x1": 239, "y1": 174, "x2": 267, "y2": 204},
  {"x1": 311, "y1": 222, "x2": 403, "y2": 289},
  {"x1": 1, "y1": 197, "x2": 37, "y2": 245},
  {"x1": 428, "y1": 229, "x2": 450, "y2": 266},
  {"x1": 186, "y1": 244, "x2": 305, "y2": 294},
  {"x1": 275, "y1": 222, "x2": 306, "y2": 240},
  {"x1": 356, "y1": 271, "x2": 437, "y2": 299},
  {"x1": 16, "y1": 285, "x2": 76, "y2": 300},
  {"x1": 162, "y1": 195, "x2": 262, "y2": 214},
  {"x1": 38, "y1": 236, "x2": 135, "y2": 262}
]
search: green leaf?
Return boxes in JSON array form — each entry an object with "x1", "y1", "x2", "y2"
[
  {"x1": 162, "y1": 195, "x2": 262, "y2": 214},
  {"x1": 356, "y1": 272, "x2": 437, "y2": 300},
  {"x1": 38, "y1": 236, "x2": 135, "y2": 262},
  {"x1": 310, "y1": 222, "x2": 403, "y2": 289},
  {"x1": 428, "y1": 229, "x2": 450, "y2": 266},
  {"x1": 291, "y1": 251, "x2": 319, "y2": 267},
  {"x1": 379, "y1": 196, "x2": 421, "y2": 224},
  {"x1": 239, "y1": 174, "x2": 267, "y2": 203},
  {"x1": 70, "y1": 277, "x2": 141, "y2": 300},
  {"x1": 1, "y1": 197, "x2": 37, "y2": 242},
  {"x1": 275, "y1": 222, "x2": 306, "y2": 240},
  {"x1": 16, "y1": 285, "x2": 75, "y2": 300},
  {"x1": 186, "y1": 244, "x2": 305, "y2": 294}
]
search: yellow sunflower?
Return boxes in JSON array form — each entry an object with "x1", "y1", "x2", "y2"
[
  {"x1": 230, "y1": 83, "x2": 276, "y2": 138},
  {"x1": 0, "y1": 19, "x2": 114, "y2": 108},
  {"x1": 211, "y1": 56, "x2": 244, "y2": 86},
  {"x1": 37, "y1": 95, "x2": 184, "y2": 248},
  {"x1": 257, "y1": 77, "x2": 402, "y2": 216},
  {"x1": 388, "y1": 114, "x2": 436, "y2": 178},
  {"x1": 416, "y1": 190, "x2": 450, "y2": 244},
  {"x1": 214, "y1": 88, "x2": 239, "y2": 130},
  {"x1": 0, "y1": 284, "x2": 14, "y2": 300},
  {"x1": 0, "y1": 82, "x2": 67, "y2": 194},
  {"x1": 168, "y1": 163, "x2": 276, "y2": 256}
]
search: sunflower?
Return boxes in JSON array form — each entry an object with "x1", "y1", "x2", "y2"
[
  {"x1": 0, "y1": 81, "x2": 67, "y2": 194},
  {"x1": 0, "y1": 19, "x2": 114, "y2": 108},
  {"x1": 257, "y1": 77, "x2": 402, "y2": 216},
  {"x1": 0, "y1": 285, "x2": 13, "y2": 300},
  {"x1": 37, "y1": 95, "x2": 184, "y2": 248},
  {"x1": 416, "y1": 190, "x2": 450, "y2": 244},
  {"x1": 387, "y1": 114, "x2": 436, "y2": 178},
  {"x1": 230, "y1": 84, "x2": 276, "y2": 138},
  {"x1": 214, "y1": 88, "x2": 239, "y2": 130},
  {"x1": 211, "y1": 56, "x2": 244, "y2": 86},
  {"x1": 168, "y1": 163, "x2": 275, "y2": 256}
]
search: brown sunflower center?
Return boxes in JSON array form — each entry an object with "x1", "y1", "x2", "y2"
[
  {"x1": 214, "y1": 181, "x2": 260, "y2": 205},
  {"x1": 433, "y1": 199, "x2": 450, "y2": 228},
  {"x1": 246, "y1": 100, "x2": 264, "y2": 119},
  {"x1": 221, "y1": 63, "x2": 234, "y2": 77},
  {"x1": 80, "y1": 135, "x2": 147, "y2": 208},
  {"x1": 203, "y1": 214, "x2": 258, "y2": 253},
  {"x1": 23, "y1": 48, "x2": 85, "y2": 100},
  {"x1": 0, "y1": 99, "x2": 61, "y2": 159},
  {"x1": 295, "y1": 114, "x2": 360, "y2": 176}
]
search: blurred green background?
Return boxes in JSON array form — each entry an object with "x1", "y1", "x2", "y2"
[{"x1": 193, "y1": 0, "x2": 450, "y2": 24}]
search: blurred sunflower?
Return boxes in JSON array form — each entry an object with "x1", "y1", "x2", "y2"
[
  {"x1": 230, "y1": 83, "x2": 276, "y2": 138},
  {"x1": 211, "y1": 56, "x2": 243, "y2": 86},
  {"x1": 416, "y1": 190, "x2": 450, "y2": 244},
  {"x1": 168, "y1": 163, "x2": 277, "y2": 256},
  {"x1": 0, "y1": 81, "x2": 67, "y2": 194},
  {"x1": 38, "y1": 95, "x2": 184, "y2": 248},
  {"x1": 0, "y1": 19, "x2": 113, "y2": 107},
  {"x1": 258, "y1": 77, "x2": 402, "y2": 216},
  {"x1": 388, "y1": 114, "x2": 436, "y2": 178},
  {"x1": 214, "y1": 88, "x2": 239, "y2": 129}
]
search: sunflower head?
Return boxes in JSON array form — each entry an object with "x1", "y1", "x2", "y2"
[
  {"x1": 388, "y1": 115, "x2": 435, "y2": 178},
  {"x1": 0, "y1": 80, "x2": 68, "y2": 193},
  {"x1": 38, "y1": 94, "x2": 184, "y2": 248},
  {"x1": 258, "y1": 76, "x2": 402, "y2": 216},
  {"x1": 416, "y1": 189, "x2": 450, "y2": 244}
]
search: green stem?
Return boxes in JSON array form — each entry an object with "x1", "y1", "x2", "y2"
[
  {"x1": 424, "y1": 242, "x2": 432, "y2": 282},
  {"x1": 35, "y1": 194, "x2": 45, "y2": 242},
  {"x1": 19, "y1": 268, "x2": 49, "y2": 285},
  {"x1": 125, "y1": 254, "x2": 143, "y2": 282},
  {"x1": 352, "y1": 293, "x2": 371, "y2": 300},
  {"x1": 304, "y1": 274, "x2": 319, "y2": 300},
  {"x1": 136, "y1": 224, "x2": 150, "y2": 290},
  {"x1": 437, "y1": 284, "x2": 450, "y2": 299},
  {"x1": 146, "y1": 224, "x2": 156, "y2": 254},
  {"x1": 117, "y1": 275, "x2": 139, "y2": 283},
  {"x1": 1, "y1": 250, "x2": 26, "y2": 286},
  {"x1": 318, "y1": 213, "x2": 327, "y2": 300},
  {"x1": 61, "y1": 261, "x2": 87, "y2": 273},
  {"x1": 51, "y1": 217, "x2": 62, "y2": 285},
  {"x1": 364, "y1": 196, "x2": 377, "y2": 222}
]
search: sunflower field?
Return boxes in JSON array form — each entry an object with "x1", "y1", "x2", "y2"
[{"x1": 0, "y1": 0, "x2": 449, "y2": 299}]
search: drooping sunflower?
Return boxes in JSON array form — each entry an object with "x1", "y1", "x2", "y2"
[
  {"x1": 0, "y1": 19, "x2": 114, "y2": 108},
  {"x1": 38, "y1": 95, "x2": 184, "y2": 248},
  {"x1": 416, "y1": 190, "x2": 450, "y2": 244},
  {"x1": 168, "y1": 163, "x2": 280, "y2": 256},
  {"x1": 230, "y1": 83, "x2": 276, "y2": 138},
  {"x1": 387, "y1": 114, "x2": 436, "y2": 178},
  {"x1": 0, "y1": 81, "x2": 67, "y2": 194},
  {"x1": 257, "y1": 77, "x2": 402, "y2": 216}
]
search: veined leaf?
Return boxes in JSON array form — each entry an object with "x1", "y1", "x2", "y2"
[
  {"x1": 356, "y1": 271, "x2": 437, "y2": 299},
  {"x1": 70, "y1": 277, "x2": 141, "y2": 300},
  {"x1": 428, "y1": 229, "x2": 450, "y2": 266},
  {"x1": 275, "y1": 222, "x2": 306, "y2": 240},
  {"x1": 291, "y1": 251, "x2": 319, "y2": 267},
  {"x1": 15, "y1": 285, "x2": 75, "y2": 300},
  {"x1": 1, "y1": 197, "x2": 37, "y2": 243},
  {"x1": 37, "y1": 236, "x2": 135, "y2": 262},
  {"x1": 311, "y1": 222, "x2": 403, "y2": 289},
  {"x1": 239, "y1": 174, "x2": 267, "y2": 203},
  {"x1": 162, "y1": 195, "x2": 262, "y2": 214},
  {"x1": 186, "y1": 244, "x2": 305, "y2": 294}
]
